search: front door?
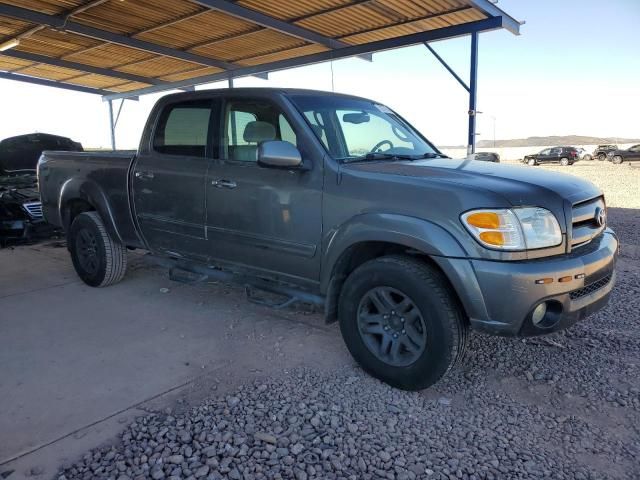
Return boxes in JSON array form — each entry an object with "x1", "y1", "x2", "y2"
[
  {"x1": 205, "y1": 96, "x2": 323, "y2": 283},
  {"x1": 132, "y1": 98, "x2": 217, "y2": 261}
]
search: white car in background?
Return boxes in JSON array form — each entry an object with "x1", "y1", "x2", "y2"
[{"x1": 576, "y1": 148, "x2": 593, "y2": 161}]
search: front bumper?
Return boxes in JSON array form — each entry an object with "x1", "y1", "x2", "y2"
[{"x1": 435, "y1": 230, "x2": 618, "y2": 337}]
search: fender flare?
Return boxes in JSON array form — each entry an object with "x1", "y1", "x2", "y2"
[
  {"x1": 320, "y1": 213, "x2": 468, "y2": 292},
  {"x1": 59, "y1": 178, "x2": 122, "y2": 243}
]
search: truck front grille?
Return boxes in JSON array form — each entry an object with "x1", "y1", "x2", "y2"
[
  {"x1": 571, "y1": 197, "x2": 606, "y2": 248},
  {"x1": 22, "y1": 202, "x2": 43, "y2": 219},
  {"x1": 569, "y1": 274, "x2": 612, "y2": 300}
]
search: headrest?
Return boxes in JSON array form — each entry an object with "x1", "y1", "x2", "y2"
[{"x1": 243, "y1": 121, "x2": 276, "y2": 143}]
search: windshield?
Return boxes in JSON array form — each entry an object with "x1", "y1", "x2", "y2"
[{"x1": 288, "y1": 94, "x2": 439, "y2": 162}]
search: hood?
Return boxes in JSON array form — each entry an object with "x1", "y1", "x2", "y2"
[{"x1": 343, "y1": 158, "x2": 601, "y2": 208}]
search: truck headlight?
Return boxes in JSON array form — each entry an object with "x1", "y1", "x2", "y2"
[{"x1": 461, "y1": 208, "x2": 562, "y2": 250}]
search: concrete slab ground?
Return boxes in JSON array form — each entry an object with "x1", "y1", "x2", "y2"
[{"x1": 0, "y1": 243, "x2": 349, "y2": 479}]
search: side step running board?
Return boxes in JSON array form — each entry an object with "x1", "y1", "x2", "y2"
[{"x1": 150, "y1": 255, "x2": 324, "y2": 310}]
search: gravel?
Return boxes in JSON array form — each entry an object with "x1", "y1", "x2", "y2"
[{"x1": 56, "y1": 162, "x2": 639, "y2": 480}]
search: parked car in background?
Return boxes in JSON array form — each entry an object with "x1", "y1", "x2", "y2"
[
  {"x1": 523, "y1": 146, "x2": 579, "y2": 166},
  {"x1": 593, "y1": 145, "x2": 618, "y2": 161},
  {"x1": 0, "y1": 133, "x2": 81, "y2": 244},
  {"x1": 607, "y1": 144, "x2": 640, "y2": 164},
  {"x1": 0, "y1": 133, "x2": 83, "y2": 174},
  {"x1": 468, "y1": 151, "x2": 500, "y2": 163},
  {"x1": 38, "y1": 88, "x2": 618, "y2": 390},
  {"x1": 576, "y1": 148, "x2": 592, "y2": 161}
]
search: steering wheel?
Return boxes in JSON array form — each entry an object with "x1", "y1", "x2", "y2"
[{"x1": 371, "y1": 140, "x2": 394, "y2": 152}]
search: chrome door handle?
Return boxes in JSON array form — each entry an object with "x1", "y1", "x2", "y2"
[
  {"x1": 135, "y1": 171, "x2": 154, "y2": 180},
  {"x1": 211, "y1": 179, "x2": 237, "y2": 189}
]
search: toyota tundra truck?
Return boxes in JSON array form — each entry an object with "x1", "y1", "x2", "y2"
[{"x1": 38, "y1": 88, "x2": 618, "y2": 390}]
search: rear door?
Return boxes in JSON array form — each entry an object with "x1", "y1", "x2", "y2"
[
  {"x1": 549, "y1": 147, "x2": 562, "y2": 162},
  {"x1": 132, "y1": 98, "x2": 218, "y2": 261},
  {"x1": 205, "y1": 95, "x2": 323, "y2": 283}
]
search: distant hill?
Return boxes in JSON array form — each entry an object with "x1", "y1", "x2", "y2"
[
  {"x1": 477, "y1": 136, "x2": 640, "y2": 148},
  {"x1": 442, "y1": 136, "x2": 640, "y2": 149}
]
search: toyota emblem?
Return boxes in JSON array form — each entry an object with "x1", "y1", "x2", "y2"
[{"x1": 595, "y1": 207, "x2": 606, "y2": 227}]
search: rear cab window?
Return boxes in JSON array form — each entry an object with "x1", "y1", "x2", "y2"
[{"x1": 153, "y1": 99, "x2": 214, "y2": 157}]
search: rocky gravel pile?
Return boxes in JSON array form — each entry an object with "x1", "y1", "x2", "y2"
[{"x1": 56, "y1": 263, "x2": 639, "y2": 480}]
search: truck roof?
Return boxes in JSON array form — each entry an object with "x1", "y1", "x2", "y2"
[{"x1": 160, "y1": 87, "x2": 374, "y2": 103}]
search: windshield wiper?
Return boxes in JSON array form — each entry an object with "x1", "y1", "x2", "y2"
[
  {"x1": 417, "y1": 152, "x2": 449, "y2": 159},
  {"x1": 342, "y1": 152, "x2": 433, "y2": 164},
  {"x1": 341, "y1": 152, "x2": 449, "y2": 163}
]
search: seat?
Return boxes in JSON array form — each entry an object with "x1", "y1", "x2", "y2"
[{"x1": 229, "y1": 121, "x2": 276, "y2": 162}]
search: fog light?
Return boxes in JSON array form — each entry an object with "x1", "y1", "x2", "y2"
[{"x1": 531, "y1": 302, "x2": 547, "y2": 326}]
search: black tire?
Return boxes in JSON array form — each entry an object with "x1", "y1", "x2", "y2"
[
  {"x1": 69, "y1": 211, "x2": 127, "y2": 287},
  {"x1": 612, "y1": 155, "x2": 623, "y2": 165},
  {"x1": 338, "y1": 255, "x2": 467, "y2": 390},
  {"x1": 527, "y1": 158, "x2": 537, "y2": 166},
  {"x1": 598, "y1": 153, "x2": 606, "y2": 161},
  {"x1": 585, "y1": 154, "x2": 593, "y2": 161},
  {"x1": 560, "y1": 157, "x2": 570, "y2": 166}
]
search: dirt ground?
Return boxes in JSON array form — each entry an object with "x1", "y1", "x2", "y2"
[{"x1": 0, "y1": 160, "x2": 638, "y2": 480}]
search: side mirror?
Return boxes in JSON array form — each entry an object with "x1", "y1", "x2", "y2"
[{"x1": 258, "y1": 140, "x2": 303, "y2": 169}]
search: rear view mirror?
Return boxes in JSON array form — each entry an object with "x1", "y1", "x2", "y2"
[
  {"x1": 342, "y1": 112, "x2": 370, "y2": 124},
  {"x1": 258, "y1": 141, "x2": 303, "y2": 169}
]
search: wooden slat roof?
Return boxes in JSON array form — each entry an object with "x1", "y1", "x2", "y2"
[{"x1": 0, "y1": 0, "x2": 519, "y2": 98}]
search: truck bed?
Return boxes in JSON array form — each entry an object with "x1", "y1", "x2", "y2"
[{"x1": 38, "y1": 150, "x2": 142, "y2": 246}]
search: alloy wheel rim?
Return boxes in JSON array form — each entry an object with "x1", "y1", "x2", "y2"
[
  {"x1": 77, "y1": 228, "x2": 99, "y2": 275},
  {"x1": 356, "y1": 286, "x2": 427, "y2": 367}
]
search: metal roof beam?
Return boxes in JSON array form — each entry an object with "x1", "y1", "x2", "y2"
[
  {"x1": 0, "y1": 3, "x2": 238, "y2": 71},
  {"x1": 0, "y1": 50, "x2": 167, "y2": 85},
  {"x1": 191, "y1": 0, "x2": 372, "y2": 61},
  {"x1": 103, "y1": 16, "x2": 504, "y2": 101},
  {"x1": 0, "y1": 71, "x2": 109, "y2": 95},
  {"x1": 191, "y1": 0, "x2": 353, "y2": 50},
  {"x1": 466, "y1": 0, "x2": 521, "y2": 35}
]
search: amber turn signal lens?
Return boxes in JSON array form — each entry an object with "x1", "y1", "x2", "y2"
[
  {"x1": 479, "y1": 231, "x2": 505, "y2": 245},
  {"x1": 558, "y1": 276, "x2": 572, "y2": 283},
  {"x1": 466, "y1": 212, "x2": 500, "y2": 229}
]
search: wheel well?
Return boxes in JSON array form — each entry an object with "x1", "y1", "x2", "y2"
[
  {"x1": 324, "y1": 241, "x2": 462, "y2": 324},
  {"x1": 64, "y1": 199, "x2": 95, "y2": 231}
]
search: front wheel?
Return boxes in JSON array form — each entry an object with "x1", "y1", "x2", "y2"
[
  {"x1": 338, "y1": 255, "x2": 467, "y2": 390},
  {"x1": 598, "y1": 153, "x2": 606, "y2": 161},
  {"x1": 584, "y1": 154, "x2": 593, "y2": 161},
  {"x1": 527, "y1": 158, "x2": 537, "y2": 166},
  {"x1": 612, "y1": 155, "x2": 623, "y2": 165},
  {"x1": 69, "y1": 211, "x2": 127, "y2": 287}
]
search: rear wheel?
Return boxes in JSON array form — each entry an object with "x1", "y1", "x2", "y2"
[
  {"x1": 584, "y1": 154, "x2": 593, "y2": 161},
  {"x1": 69, "y1": 211, "x2": 127, "y2": 287},
  {"x1": 338, "y1": 255, "x2": 467, "y2": 390},
  {"x1": 612, "y1": 155, "x2": 623, "y2": 165},
  {"x1": 560, "y1": 157, "x2": 570, "y2": 166},
  {"x1": 598, "y1": 153, "x2": 606, "y2": 161}
]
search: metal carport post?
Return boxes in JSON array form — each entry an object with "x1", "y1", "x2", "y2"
[{"x1": 425, "y1": 31, "x2": 480, "y2": 156}]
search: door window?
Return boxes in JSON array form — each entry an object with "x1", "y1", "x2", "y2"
[
  {"x1": 224, "y1": 100, "x2": 297, "y2": 163},
  {"x1": 153, "y1": 100, "x2": 213, "y2": 157}
]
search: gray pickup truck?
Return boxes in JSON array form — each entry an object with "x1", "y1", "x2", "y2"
[{"x1": 38, "y1": 88, "x2": 618, "y2": 390}]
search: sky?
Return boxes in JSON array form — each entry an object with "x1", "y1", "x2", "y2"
[{"x1": 0, "y1": 0, "x2": 639, "y2": 149}]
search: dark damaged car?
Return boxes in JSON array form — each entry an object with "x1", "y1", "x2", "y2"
[{"x1": 0, "y1": 133, "x2": 82, "y2": 245}]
